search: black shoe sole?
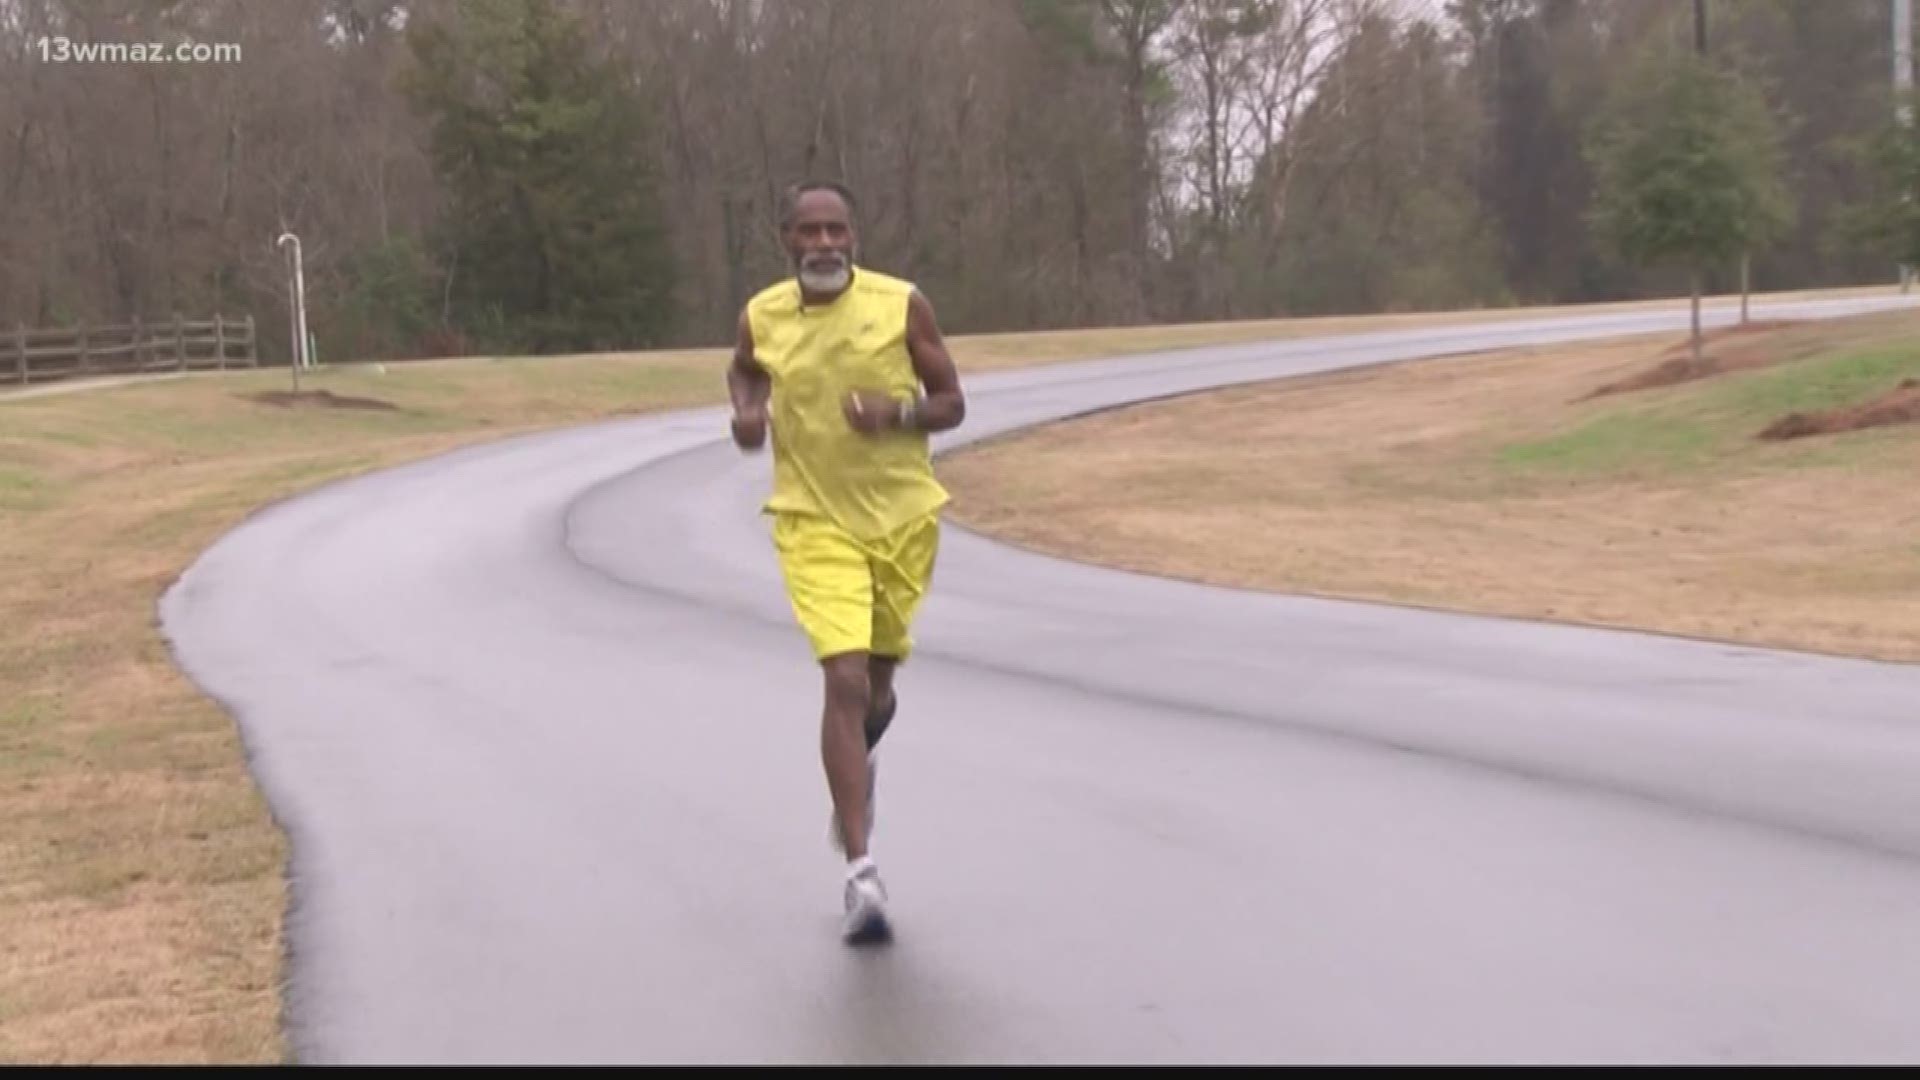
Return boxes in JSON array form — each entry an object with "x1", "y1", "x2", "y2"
[{"x1": 844, "y1": 913, "x2": 894, "y2": 947}]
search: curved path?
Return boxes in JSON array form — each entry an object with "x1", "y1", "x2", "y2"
[{"x1": 162, "y1": 297, "x2": 1920, "y2": 1065}]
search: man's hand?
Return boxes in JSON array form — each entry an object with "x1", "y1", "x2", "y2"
[
  {"x1": 732, "y1": 406, "x2": 769, "y2": 450},
  {"x1": 842, "y1": 389, "x2": 905, "y2": 436},
  {"x1": 842, "y1": 289, "x2": 967, "y2": 438}
]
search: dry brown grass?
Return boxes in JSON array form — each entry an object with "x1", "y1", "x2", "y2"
[
  {"x1": 942, "y1": 305, "x2": 1920, "y2": 663},
  {"x1": 0, "y1": 285, "x2": 1898, "y2": 1063}
]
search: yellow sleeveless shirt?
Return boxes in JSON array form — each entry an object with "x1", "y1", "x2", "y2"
[{"x1": 746, "y1": 266, "x2": 950, "y2": 540}]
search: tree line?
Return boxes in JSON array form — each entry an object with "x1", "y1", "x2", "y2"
[{"x1": 0, "y1": 0, "x2": 1915, "y2": 364}]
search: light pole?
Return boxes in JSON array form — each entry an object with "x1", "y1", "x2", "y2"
[
  {"x1": 1898, "y1": 0, "x2": 1914, "y2": 291},
  {"x1": 276, "y1": 232, "x2": 311, "y2": 378},
  {"x1": 1899, "y1": 0, "x2": 1913, "y2": 120}
]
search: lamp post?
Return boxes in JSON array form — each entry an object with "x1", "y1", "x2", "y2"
[
  {"x1": 276, "y1": 232, "x2": 310, "y2": 383},
  {"x1": 1898, "y1": 0, "x2": 1914, "y2": 291}
]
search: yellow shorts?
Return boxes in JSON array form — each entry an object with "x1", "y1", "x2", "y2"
[{"x1": 771, "y1": 510, "x2": 941, "y2": 662}]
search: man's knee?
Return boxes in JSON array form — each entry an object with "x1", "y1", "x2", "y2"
[{"x1": 822, "y1": 654, "x2": 871, "y2": 718}]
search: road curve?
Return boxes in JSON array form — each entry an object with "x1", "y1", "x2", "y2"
[{"x1": 161, "y1": 297, "x2": 1920, "y2": 1065}]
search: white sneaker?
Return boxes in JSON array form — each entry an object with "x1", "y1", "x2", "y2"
[{"x1": 842, "y1": 857, "x2": 892, "y2": 944}]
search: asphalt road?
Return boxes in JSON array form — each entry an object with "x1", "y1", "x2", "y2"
[{"x1": 161, "y1": 296, "x2": 1920, "y2": 1065}]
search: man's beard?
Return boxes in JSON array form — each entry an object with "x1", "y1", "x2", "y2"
[{"x1": 797, "y1": 250, "x2": 851, "y2": 294}]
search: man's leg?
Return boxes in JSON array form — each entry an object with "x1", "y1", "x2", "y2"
[
  {"x1": 866, "y1": 512, "x2": 939, "y2": 753},
  {"x1": 771, "y1": 513, "x2": 893, "y2": 940},
  {"x1": 820, "y1": 651, "x2": 874, "y2": 862},
  {"x1": 855, "y1": 654, "x2": 898, "y2": 858},
  {"x1": 772, "y1": 513, "x2": 880, "y2": 859},
  {"x1": 866, "y1": 655, "x2": 898, "y2": 750},
  {"x1": 826, "y1": 649, "x2": 890, "y2": 943}
]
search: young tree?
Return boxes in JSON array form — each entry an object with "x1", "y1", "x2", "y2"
[{"x1": 1586, "y1": 48, "x2": 1791, "y2": 360}]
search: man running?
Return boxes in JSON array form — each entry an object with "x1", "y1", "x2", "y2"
[{"x1": 726, "y1": 180, "x2": 967, "y2": 944}]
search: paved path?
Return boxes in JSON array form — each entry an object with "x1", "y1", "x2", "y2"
[{"x1": 161, "y1": 296, "x2": 1920, "y2": 1064}]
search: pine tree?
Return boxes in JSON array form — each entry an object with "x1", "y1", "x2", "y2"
[
  {"x1": 404, "y1": 0, "x2": 675, "y2": 354},
  {"x1": 1841, "y1": 89, "x2": 1920, "y2": 283}
]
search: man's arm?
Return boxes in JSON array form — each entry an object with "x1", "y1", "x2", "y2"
[
  {"x1": 899, "y1": 288, "x2": 965, "y2": 433},
  {"x1": 729, "y1": 307, "x2": 770, "y2": 450}
]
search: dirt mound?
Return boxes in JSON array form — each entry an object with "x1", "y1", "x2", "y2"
[
  {"x1": 243, "y1": 389, "x2": 398, "y2": 411},
  {"x1": 1759, "y1": 378, "x2": 1920, "y2": 441},
  {"x1": 1584, "y1": 319, "x2": 1804, "y2": 399}
]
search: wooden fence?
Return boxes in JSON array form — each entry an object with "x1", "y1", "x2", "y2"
[{"x1": 3, "y1": 315, "x2": 257, "y2": 387}]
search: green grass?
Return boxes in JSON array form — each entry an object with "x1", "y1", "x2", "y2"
[
  {"x1": 0, "y1": 698, "x2": 62, "y2": 779},
  {"x1": 1498, "y1": 412, "x2": 1718, "y2": 473},
  {"x1": 0, "y1": 465, "x2": 53, "y2": 511},
  {"x1": 1723, "y1": 343, "x2": 1920, "y2": 416},
  {"x1": 1498, "y1": 338, "x2": 1920, "y2": 477}
]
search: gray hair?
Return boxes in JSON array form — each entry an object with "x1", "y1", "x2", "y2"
[{"x1": 781, "y1": 180, "x2": 857, "y2": 229}]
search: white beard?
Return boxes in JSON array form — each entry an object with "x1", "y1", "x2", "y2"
[{"x1": 798, "y1": 258, "x2": 851, "y2": 294}]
